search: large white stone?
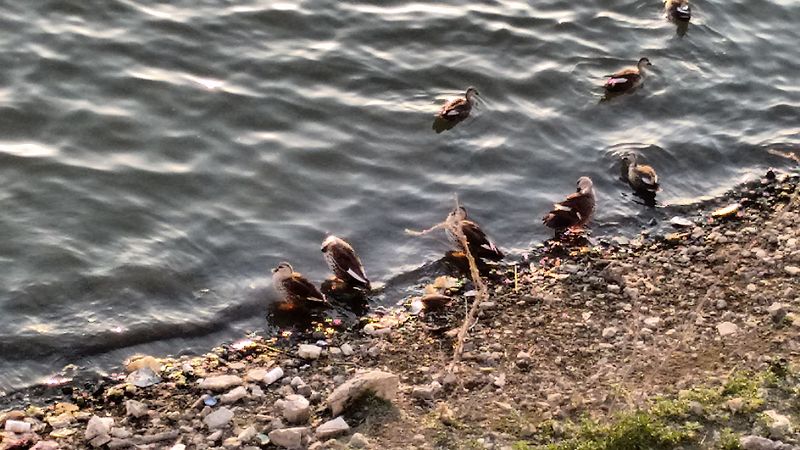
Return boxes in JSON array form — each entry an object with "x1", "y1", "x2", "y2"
[
  {"x1": 327, "y1": 370, "x2": 399, "y2": 416},
  {"x1": 268, "y1": 427, "x2": 307, "y2": 449},
  {"x1": 203, "y1": 407, "x2": 234, "y2": 430},
  {"x1": 297, "y1": 344, "x2": 322, "y2": 360},
  {"x1": 264, "y1": 367, "x2": 284, "y2": 385},
  {"x1": 277, "y1": 394, "x2": 310, "y2": 424},
  {"x1": 717, "y1": 321, "x2": 739, "y2": 336}
]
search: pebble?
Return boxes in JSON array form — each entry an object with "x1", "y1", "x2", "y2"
[
  {"x1": 349, "y1": 432, "x2": 369, "y2": 448},
  {"x1": 238, "y1": 426, "x2": 258, "y2": 443},
  {"x1": 412, "y1": 381, "x2": 443, "y2": 400},
  {"x1": 767, "y1": 303, "x2": 787, "y2": 323},
  {"x1": 643, "y1": 317, "x2": 661, "y2": 329},
  {"x1": 298, "y1": 344, "x2": 322, "y2": 360},
  {"x1": 198, "y1": 375, "x2": 244, "y2": 392},
  {"x1": 340, "y1": 344, "x2": 354, "y2": 356},
  {"x1": 327, "y1": 370, "x2": 399, "y2": 416},
  {"x1": 315, "y1": 416, "x2": 350, "y2": 439},
  {"x1": 207, "y1": 430, "x2": 223, "y2": 442},
  {"x1": 203, "y1": 407, "x2": 234, "y2": 430},
  {"x1": 246, "y1": 368, "x2": 268, "y2": 383},
  {"x1": 785, "y1": 266, "x2": 800, "y2": 276},
  {"x1": 125, "y1": 400, "x2": 148, "y2": 419},
  {"x1": 740, "y1": 435, "x2": 791, "y2": 450},
  {"x1": 716, "y1": 321, "x2": 739, "y2": 336},
  {"x1": 268, "y1": 427, "x2": 307, "y2": 449},
  {"x1": 277, "y1": 395, "x2": 310, "y2": 424},
  {"x1": 601, "y1": 327, "x2": 617, "y2": 339},
  {"x1": 221, "y1": 386, "x2": 249, "y2": 404},
  {"x1": 264, "y1": 367, "x2": 285, "y2": 385},
  {"x1": 763, "y1": 410, "x2": 792, "y2": 439},
  {"x1": 30, "y1": 442, "x2": 60, "y2": 450}
]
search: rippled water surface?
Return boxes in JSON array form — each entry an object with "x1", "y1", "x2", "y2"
[{"x1": 1, "y1": 0, "x2": 798, "y2": 392}]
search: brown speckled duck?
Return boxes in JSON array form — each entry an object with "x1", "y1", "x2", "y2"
[
  {"x1": 438, "y1": 87, "x2": 479, "y2": 120},
  {"x1": 321, "y1": 235, "x2": 371, "y2": 291},
  {"x1": 621, "y1": 154, "x2": 660, "y2": 194},
  {"x1": 542, "y1": 177, "x2": 596, "y2": 232},
  {"x1": 604, "y1": 58, "x2": 652, "y2": 93},
  {"x1": 271, "y1": 262, "x2": 327, "y2": 308},
  {"x1": 665, "y1": 0, "x2": 691, "y2": 20},
  {"x1": 445, "y1": 206, "x2": 504, "y2": 261}
]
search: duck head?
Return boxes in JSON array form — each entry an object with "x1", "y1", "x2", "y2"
[
  {"x1": 576, "y1": 176, "x2": 594, "y2": 195},
  {"x1": 638, "y1": 57, "x2": 653, "y2": 71},
  {"x1": 448, "y1": 205, "x2": 468, "y2": 222},
  {"x1": 321, "y1": 235, "x2": 339, "y2": 253},
  {"x1": 272, "y1": 262, "x2": 294, "y2": 276},
  {"x1": 674, "y1": 1, "x2": 691, "y2": 20},
  {"x1": 465, "y1": 87, "x2": 479, "y2": 102}
]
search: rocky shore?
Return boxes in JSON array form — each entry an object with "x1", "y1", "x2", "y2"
[{"x1": 2, "y1": 171, "x2": 800, "y2": 450}]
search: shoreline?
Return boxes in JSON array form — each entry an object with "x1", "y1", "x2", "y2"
[{"x1": 2, "y1": 170, "x2": 800, "y2": 450}]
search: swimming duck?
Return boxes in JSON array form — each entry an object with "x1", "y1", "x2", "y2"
[
  {"x1": 271, "y1": 262, "x2": 327, "y2": 307},
  {"x1": 604, "y1": 58, "x2": 652, "y2": 93},
  {"x1": 621, "y1": 154, "x2": 659, "y2": 194},
  {"x1": 438, "y1": 87, "x2": 479, "y2": 120},
  {"x1": 321, "y1": 235, "x2": 371, "y2": 291},
  {"x1": 445, "y1": 206, "x2": 504, "y2": 261},
  {"x1": 542, "y1": 177, "x2": 596, "y2": 231},
  {"x1": 664, "y1": 0, "x2": 691, "y2": 20}
]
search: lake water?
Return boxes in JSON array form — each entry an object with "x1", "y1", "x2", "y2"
[{"x1": 0, "y1": 0, "x2": 798, "y2": 393}]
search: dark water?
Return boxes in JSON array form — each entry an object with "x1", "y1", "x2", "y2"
[{"x1": 0, "y1": 0, "x2": 798, "y2": 393}]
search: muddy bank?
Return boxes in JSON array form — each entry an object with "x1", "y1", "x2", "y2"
[{"x1": 1, "y1": 172, "x2": 800, "y2": 450}]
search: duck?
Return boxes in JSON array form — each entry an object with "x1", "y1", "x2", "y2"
[
  {"x1": 437, "y1": 87, "x2": 479, "y2": 120},
  {"x1": 271, "y1": 262, "x2": 327, "y2": 308},
  {"x1": 321, "y1": 235, "x2": 371, "y2": 291},
  {"x1": 445, "y1": 206, "x2": 504, "y2": 261},
  {"x1": 542, "y1": 177, "x2": 596, "y2": 232},
  {"x1": 604, "y1": 58, "x2": 652, "y2": 93},
  {"x1": 664, "y1": 0, "x2": 691, "y2": 20},
  {"x1": 621, "y1": 154, "x2": 659, "y2": 194}
]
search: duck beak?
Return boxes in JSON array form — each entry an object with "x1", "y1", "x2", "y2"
[{"x1": 271, "y1": 268, "x2": 278, "y2": 273}]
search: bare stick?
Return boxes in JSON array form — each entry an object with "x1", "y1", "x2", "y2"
[{"x1": 405, "y1": 223, "x2": 445, "y2": 236}]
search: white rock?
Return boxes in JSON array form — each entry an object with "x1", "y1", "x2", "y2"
[
  {"x1": 221, "y1": 385, "x2": 249, "y2": 404},
  {"x1": 125, "y1": 400, "x2": 148, "y2": 418},
  {"x1": 717, "y1": 321, "x2": 739, "y2": 336},
  {"x1": 85, "y1": 415, "x2": 114, "y2": 441},
  {"x1": 767, "y1": 303, "x2": 787, "y2": 323},
  {"x1": 30, "y1": 442, "x2": 59, "y2": 450},
  {"x1": 4, "y1": 420, "x2": 31, "y2": 433},
  {"x1": 278, "y1": 394, "x2": 311, "y2": 424},
  {"x1": 169, "y1": 445, "x2": 186, "y2": 450},
  {"x1": 763, "y1": 410, "x2": 792, "y2": 439},
  {"x1": 297, "y1": 344, "x2": 322, "y2": 360},
  {"x1": 784, "y1": 266, "x2": 800, "y2": 276},
  {"x1": 264, "y1": 367, "x2": 284, "y2": 385},
  {"x1": 237, "y1": 425, "x2": 258, "y2": 443},
  {"x1": 315, "y1": 416, "x2": 350, "y2": 439},
  {"x1": 327, "y1": 370, "x2": 400, "y2": 416},
  {"x1": 601, "y1": 327, "x2": 617, "y2": 339},
  {"x1": 349, "y1": 432, "x2": 369, "y2": 448},
  {"x1": 340, "y1": 344, "x2": 354, "y2": 356},
  {"x1": 198, "y1": 375, "x2": 243, "y2": 392},
  {"x1": 268, "y1": 427, "x2": 307, "y2": 449},
  {"x1": 245, "y1": 368, "x2": 268, "y2": 383},
  {"x1": 412, "y1": 381, "x2": 443, "y2": 400},
  {"x1": 203, "y1": 407, "x2": 234, "y2": 430},
  {"x1": 643, "y1": 317, "x2": 661, "y2": 329}
]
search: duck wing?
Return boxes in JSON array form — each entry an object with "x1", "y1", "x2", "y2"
[
  {"x1": 462, "y1": 220, "x2": 504, "y2": 261},
  {"x1": 542, "y1": 193, "x2": 593, "y2": 229},
  {"x1": 285, "y1": 273, "x2": 327, "y2": 303},
  {"x1": 439, "y1": 97, "x2": 470, "y2": 119},
  {"x1": 604, "y1": 68, "x2": 641, "y2": 91},
  {"x1": 328, "y1": 244, "x2": 371, "y2": 289},
  {"x1": 635, "y1": 165, "x2": 660, "y2": 191}
]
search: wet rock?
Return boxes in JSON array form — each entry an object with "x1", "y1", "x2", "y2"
[
  {"x1": 298, "y1": 344, "x2": 322, "y2": 360},
  {"x1": 203, "y1": 407, "x2": 234, "y2": 430},
  {"x1": 349, "y1": 432, "x2": 369, "y2": 448},
  {"x1": 763, "y1": 410, "x2": 792, "y2": 439},
  {"x1": 221, "y1": 386, "x2": 249, "y2": 404},
  {"x1": 315, "y1": 416, "x2": 350, "y2": 439},
  {"x1": 716, "y1": 322, "x2": 739, "y2": 336},
  {"x1": 264, "y1": 367, "x2": 285, "y2": 385},
  {"x1": 767, "y1": 303, "x2": 787, "y2": 323},
  {"x1": 276, "y1": 395, "x2": 310, "y2": 424},
  {"x1": 198, "y1": 375, "x2": 244, "y2": 392},
  {"x1": 327, "y1": 370, "x2": 400, "y2": 416},
  {"x1": 268, "y1": 427, "x2": 307, "y2": 449},
  {"x1": 125, "y1": 400, "x2": 148, "y2": 419}
]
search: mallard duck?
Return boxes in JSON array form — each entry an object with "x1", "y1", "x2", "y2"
[
  {"x1": 665, "y1": 0, "x2": 691, "y2": 20},
  {"x1": 621, "y1": 154, "x2": 659, "y2": 194},
  {"x1": 271, "y1": 262, "x2": 327, "y2": 307},
  {"x1": 321, "y1": 235, "x2": 371, "y2": 291},
  {"x1": 542, "y1": 177, "x2": 596, "y2": 231},
  {"x1": 604, "y1": 58, "x2": 652, "y2": 93},
  {"x1": 438, "y1": 87, "x2": 479, "y2": 120},
  {"x1": 445, "y1": 206, "x2": 504, "y2": 261}
]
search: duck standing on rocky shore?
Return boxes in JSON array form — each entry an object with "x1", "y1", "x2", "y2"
[
  {"x1": 604, "y1": 58, "x2": 652, "y2": 93},
  {"x1": 445, "y1": 206, "x2": 504, "y2": 261},
  {"x1": 271, "y1": 262, "x2": 327, "y2": 310},
  {"x1": 321, "y1": 235, "x2": 371, "y2": 291},
  {"x1": 542, "y1": 177, "x2": 597, "y2": 234}
]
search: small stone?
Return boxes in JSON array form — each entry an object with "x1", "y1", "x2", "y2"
[
  {"x1": 601, "y1": 327, "x2": 617, "y2": 339},
  {"x1": 643, "y1": 317, "x2": 661, "y2": 329},
  {"x1": 740, "y1": 435, "x2": 784, "y2": 450},
  {"x1": 85, "y1": 415, "x2": 114, "y2": 441},
  {"x1": 412, "y1": 381, "x2": 443, "y2": 401},
  {"x1": 264, "y1": 367, "x2": 284, "y2": 385},
  {"x1": 340, "y1": 344, "x2": 354, "y2": 356},
  {"x1": 688, "y1": 401, "x2": 703, "y2": 416},
  {"x1": 784, "y1": 266, "x2": 800, "y2": 276},
  {"x1": 203, "y1": 407, "x2": 234, "y2": 430},
  {"x1": 726, "y1": 398, "x2": 744, "y2": 413},
  {"x1": 716, "y1": 299, "x2": 728, "y2": 310},
  {"x1": 278, "y1": 395, "x2": 310, "y2": 424},
  {"x1": 126, "y1": 367, "x2": 162, "y2": 388},
  {"x1": 220, "y1": 386, "x2": 248, "y2": 405},
  {"x1": 349, "y1": 432, "x2": 369, "y2": 448},
  {"x1": 763, "y1": 410, "x2": 792, "y2": 439},
  {"x1": 297, "y1": 344, "x2": 322, "y2": 360},
  {"x1": 207, "y1": 430, "x2": 223, "y2": 442},
  {"x1": 268, "y1": 427, "x2": 307, "y2": 449},
  {"x1": 367, "y1": 345, "x2": 381, "y2": 357},
  {"x1": 717, "y1": 321, "x2": 739, "y2": 336},
  {"x1": 238, "y1": 426, "x2": 258, "y2": 443},
  {"x1": 246, "y1": 368, "x2": 268, "y2": 383},
  {"x1": 198, "y1": 375, "x2": 244, "y2": 392},
  {"x1": 767, "y1": 303, "x2": 787, "y2": 323},
  {"x1": 222, "y1": 437, "x2": 240, "y2": 448},
  {"x1": 4, "y1": 419, "x2": 31, "y2": 433},
  {"x1": 31, "y1": 442, "x2": 60, "y2": 450},
  {"x1": 315, "y1": 416, "x2": 350, "y2": 439},
  {"x1": 125, "y1": 400, "x2": 148, "y2": 419}
]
